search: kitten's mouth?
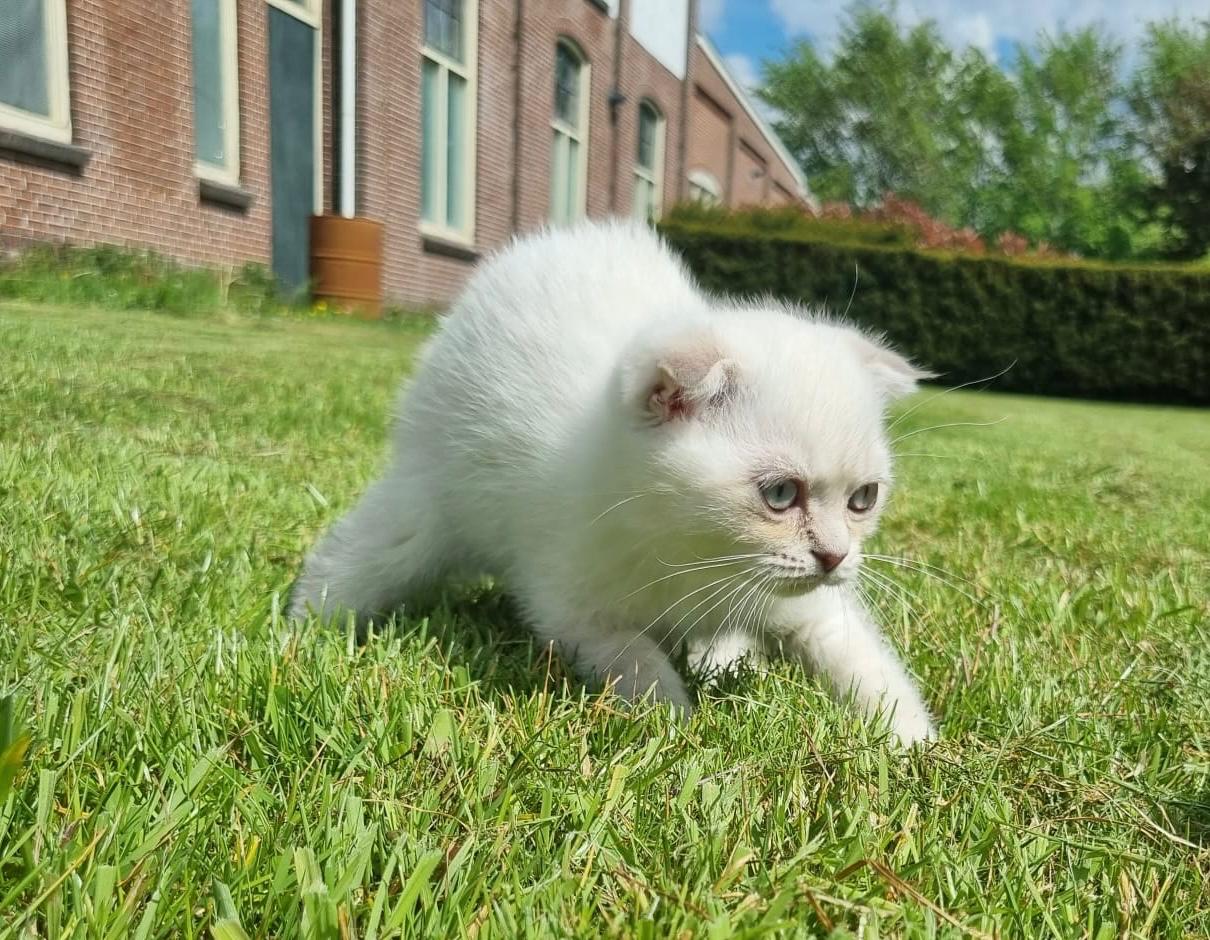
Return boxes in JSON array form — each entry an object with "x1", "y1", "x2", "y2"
[
  {"x1": 764, "y1": 556, "x2": 851, "y2": 595},
  {"x1": 764, "y1": 567, "x2": 846, "y2": 594}
]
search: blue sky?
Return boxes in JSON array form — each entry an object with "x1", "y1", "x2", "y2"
[{"x1": 703, "y1": 0, "x2": 1210, "y2": 100}]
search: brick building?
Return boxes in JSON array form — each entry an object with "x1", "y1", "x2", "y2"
[{"x1": 0, "y1": 0, "x2": 808, "y2": 307}]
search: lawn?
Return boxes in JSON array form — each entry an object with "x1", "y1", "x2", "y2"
[{"x1": 0, "y1": 302, "x2": 1207, "y2": 938}]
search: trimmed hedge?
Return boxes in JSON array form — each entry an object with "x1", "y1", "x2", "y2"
[{"x1": 660, "y1": 220, "x2": 1210, "y2": 405}]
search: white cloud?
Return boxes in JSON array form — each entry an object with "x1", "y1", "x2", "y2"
[
  {"x1": 768, "y1": 0, "x2": 1210, "y2": 58},
  {"x1": 699, "y1": 0, "x2": 726, "y2": 33}
]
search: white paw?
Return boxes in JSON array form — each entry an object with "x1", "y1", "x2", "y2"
[{"x1": 889, "y1": 708, "x2": 937, "y2": 748}]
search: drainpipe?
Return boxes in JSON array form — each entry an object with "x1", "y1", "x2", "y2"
[
  {"x1": 607, "y1": 0, "x2": 627, "y2": 214},
  {"x1": 510, "y1": 0, "x2": 525, "y2": 232},
  {"x1": 339, "y1": 0, "x2": 357, "y2": 217},
  {"x1": 676, "y1": 0, "x2": 698, "y2": 202}
]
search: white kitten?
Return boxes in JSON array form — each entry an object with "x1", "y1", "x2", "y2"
[{"x1": 291, "y1": 220, "x2": 936, "y2": 746}]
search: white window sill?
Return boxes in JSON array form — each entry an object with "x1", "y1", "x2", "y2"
[
  {"x1": 198, "y1": 176, "x2": 254, "y2": 211},
  {"x1": 0, "y1": 127, "x2": 90, "y2": 171},
  {"x1": 421, "y1": 230, "x2": 478, "y2": 261}
]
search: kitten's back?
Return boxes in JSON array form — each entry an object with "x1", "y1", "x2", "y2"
[{"x1": 400, "y1": 221, "x2": 703, "y2": 461}]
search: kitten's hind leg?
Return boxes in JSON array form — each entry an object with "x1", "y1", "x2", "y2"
[{"x1": 289, "y1": 467, "x2": 447, "y2": 628}]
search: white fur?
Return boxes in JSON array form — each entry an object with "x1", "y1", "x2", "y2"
[{"x1": 290, "y1": 220, "x2": 936, "y2": 746}]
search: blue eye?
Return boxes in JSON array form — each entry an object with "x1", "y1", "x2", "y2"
[
  {"x1": 848, "y1": 482, "x2": 879, "y2": 512},
  {"x1": 760, "y1": 480, "x2": 800, "y2": 512}
]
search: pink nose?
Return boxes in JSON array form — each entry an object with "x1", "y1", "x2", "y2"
[{"x1": 812, "y1": 550, "x2": 847, "y2": 573}]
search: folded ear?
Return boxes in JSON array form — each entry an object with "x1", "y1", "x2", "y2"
[
  {"x1": 846, "y1": 329, "x2": 933, "y2": 401},
  {"x1": 621, "y1": 324, "x2": 738, "y2": 424}
]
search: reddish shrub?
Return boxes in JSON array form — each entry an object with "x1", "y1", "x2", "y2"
[
  {"x1": 818, "y1": 201, "x2": 855, "y2": 220},
  {"x1": 996, "y1": 231, "x2": 1031, "y2": 256}
]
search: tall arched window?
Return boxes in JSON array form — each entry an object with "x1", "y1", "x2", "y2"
[
  {"x1": 550, "y1": 39, "x2": 589, "y2": 225},
  {"x1": 632, "y1": 99, "x2": 665, "y2": 221}
]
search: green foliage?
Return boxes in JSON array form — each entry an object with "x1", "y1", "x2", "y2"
[
  {"x1": 1131, "y1": 22, "x2": 1210, "y2": 259},
  {"x1": 0, "y1": 244, "x2": 284, "y2": 316},
  {"x1": 664, "y1": 202, "x2": 913, "y2": 248},
  {"x1": 1, "y1": 302, "x2": 1207, "y2": 936},
  {"x1": 758, "y1": 4, "x2": 1208, "y2": 260},
  {"x1": 0, "y1": 244, "x2": 435, "y2": 324},
  {"x1": 761, "y1": 6, "x2": 986, "y2": 218},
  {"x1": 661, "y1": 216, "x2": 1210, "y2": 404}
]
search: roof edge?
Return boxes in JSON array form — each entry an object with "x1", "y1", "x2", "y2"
[{"x1": 694, "y1": 33, "x2": 812, "y2": 204}]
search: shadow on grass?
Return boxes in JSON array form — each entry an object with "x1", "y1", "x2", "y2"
[
  {"x1": 1170, "y1": 786, "x2": 1210, "y2": 848},
  {"x1": 363, "y1": 579, "x2": 764, "y2": 709},
  {"x1": 370, "y1": 581, "x2": 582, "y2": 702}
]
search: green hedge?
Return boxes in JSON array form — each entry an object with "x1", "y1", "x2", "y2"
[{"x1": 660, "y1": 220, "x2": 1210, "y2": 405}]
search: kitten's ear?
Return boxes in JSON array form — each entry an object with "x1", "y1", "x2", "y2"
[
  {"x1": 622, "y1": 326, "x2": 738, "y2": 424},
  {"x1": 846, "y1": 329, "x2": 933, "y2": 401}
]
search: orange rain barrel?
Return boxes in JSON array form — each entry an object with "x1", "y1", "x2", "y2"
[{"x1": 309, "y1": 215, "x2": 384, "y2": 318}]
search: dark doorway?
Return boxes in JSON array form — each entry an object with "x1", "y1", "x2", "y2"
[{"x1": 268, "y1": 4, "x2": 317, "y2": 295}]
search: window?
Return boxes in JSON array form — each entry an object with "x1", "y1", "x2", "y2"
[
  {"x1": 421, "y1": 0, "x2": 477, "y2": 241},
  {"x1": 632, "y1": 100, "x2": 664, "y2": 221},
  {"x1": 0, "y1": 0, "x2": 71, "y2": 143},
  {"x1": 688, "y1": 169, "x2": 722, "y2": 206},
  {"x1": 550, "y1": 40, "x2": 589, "y2": 225},
  {"x1": 191, "y1": 0, "x2": 240, "y2": 183}
]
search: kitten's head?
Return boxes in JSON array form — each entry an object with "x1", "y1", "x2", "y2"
[{"x1": 617, "y1": 305, "x2": 928, "y2": 593}]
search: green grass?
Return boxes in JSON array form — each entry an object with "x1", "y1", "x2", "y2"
[
  {"x1": 0, "y1": 244, "x2": 435, "y2": 321},
  {"x1": 1, "y1": 301, "x2": 1207, "y2": 938}
]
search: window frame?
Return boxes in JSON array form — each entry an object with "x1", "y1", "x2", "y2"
[
  {"x1": 688, "y1": 169, "x2": 722, "y2": 206},
  {"x1": 265, "y1": 0, "x2": 321, "y2": 29},
  {"x1": 549, "y1": 38, "x2": 590, "y2": 225},
  {"x1": 419, "y1": 0, "x2": 479, "y2": 245},
  {"x1": 191, "y1": 0, "x2": 242, "y2": 186},
  {"x1": 632, "y1": 98, "x2": 664, "y2": 222},
  {"x1": 0, "y1": 0, "x2": 72, "y2": 144}
]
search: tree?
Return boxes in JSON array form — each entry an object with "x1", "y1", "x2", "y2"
[
  {"x1": 759, "y1": 4, "x2": 1157, "y2": 259},
  {"x1": 1131, "y1": 21, "x2": 1210, "y2": 259},
  {"x1": 760, "y1": 4, "x2": 989, "y2": 220}
]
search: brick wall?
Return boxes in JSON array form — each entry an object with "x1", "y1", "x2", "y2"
[
  {"x1": 2, "y1": 1, "x2": 808, "y2": 310},
  {"x1": 687, "y1": 86, "x2": 732, "y2": 201},
  {"x1": 360, "y1": 0, "x2": 672, "y2": 308},
  {"x1": 0, "y1": 0, "x2": 287, "y2": 269},
  {"x1": 685, "y1": 35, "x2": 804, "y2": 211}
]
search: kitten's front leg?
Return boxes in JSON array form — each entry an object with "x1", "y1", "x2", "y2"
[
  {"x1": 773, "y1": 591, "x2": 936, "y2": 746},
  {"x1": 535, "y1": 618, "x2": 692, "y2": 711}
]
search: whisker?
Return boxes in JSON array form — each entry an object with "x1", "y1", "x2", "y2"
[
  {"x1": 890, "y1": 417, "x2": 1009, "y2": 447},
  {"x1": 887, "y1": 361, "x2": 1017, "y2": 431},
  {"x1": 862, "y1": 555, "x2": 984, "y2": 606},
  {"x1": 862, "y1": 553, "x2": 979, "y2": 589},
  {"x1": 742, "y1": 574, "x2": 778, "y2": 649},
  {"x1": 658, "y1": 552, "x2": 767, "y2": 569},
  {"x1": 607, "y1": 569, "x2": 750, "y2": 672},
  {"x1": 841, "y1": 262, "x2": 860, "y2": 320},
  {"x1": 859, "y1": 566, "x2": 919, "y2": 615},
  {"x1": 697, "y1": 568, "x2": 780, "y2": 675},
  {"x1": 617, "y1": 556, "x2": 754, "y2": 602},
  {"x1": 718, "y1": 569, "x2": 768, "y2": 641},
  {"x1": 590, "y1": 493, "x2": 648, "y2": 525},
  {"x1": 668, "y1": 568, "x2": 763, "y2": 652}
]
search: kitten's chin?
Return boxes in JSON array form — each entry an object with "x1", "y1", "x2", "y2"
[{"x1": 767, "y1": 570, "x2": 852, "y2": 596}]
